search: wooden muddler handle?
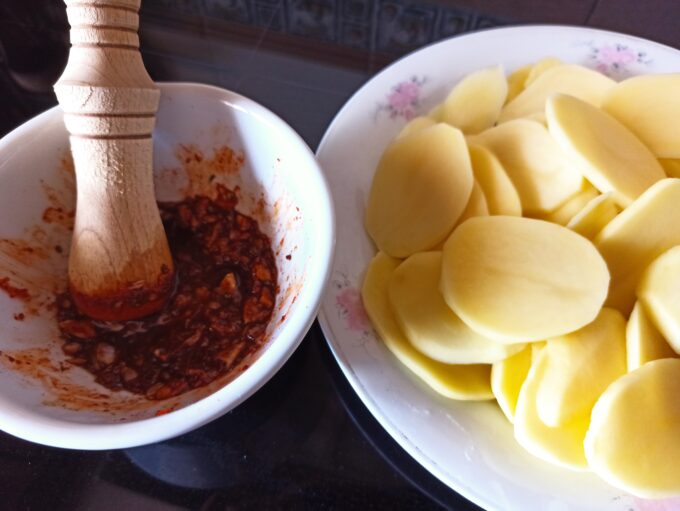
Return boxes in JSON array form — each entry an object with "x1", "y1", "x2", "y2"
[{"x1": 54, "y1": 0, "x2": 174, "y2": 321}]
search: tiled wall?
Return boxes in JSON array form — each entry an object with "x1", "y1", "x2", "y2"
[{"x1": 142, "y1": 0, "x2": 505, "y2": 56}]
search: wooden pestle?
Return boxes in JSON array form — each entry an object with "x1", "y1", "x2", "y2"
[{"x1": 54, "y1": 0, "x2": 175, "y2": 321}]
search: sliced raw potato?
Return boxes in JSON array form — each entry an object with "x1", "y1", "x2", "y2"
[
  {"x1": 428, "y1": 104, "x2": 444, "y2": 121},
  {"x1": 499, "y1": 64, "x2": 616, "y2": 123},
  {"x1": 471, "y1": 119, "x2": 583, "y2": 213},
  {"x1": 491, "y1": 345, "x2": 532, "y2": 422},
  {"x1": 585, "y1": 358, "x2": 680, "y2": 497},
  {"x1": 595, "y1": 178, "x2": 680, "y2": 315},
  {"x1": 468, "y1": 144, "x2": 522, "y2": 216},
  {"x1": 531, "y1": 341, "x2": 546, "y2": 361},
  {"x1": 524, "y1": 57, "x2": 562, "y2": 87},
  {"x1": 541, "y1": 183, "x2": 599, "y2": 226},
  {"x1": 659, "y1": 158, "x2": 680, "y2": 178},
  {"x1": 441, "y1": 216, "x2": 610, "y2": 343},
  {"x1": 567, "y1": 192, "x2": 619, "y2": 240},
  {"x1": 626, "y1": 301, "x2": 677, "y2": 371},
  {"x1": 505, "y1": 64, "x2": 532, "y2": 104},
  {"x1": 536, "y1": 308, "x2": 627, "y2": 427},
  {"x1": 440, "y1": 65, "x2": 508, "y2": 134},
  {"x1": 514, "y1": 351, "x2": 590, "y2": 471},
  {"x1": 524, "y1": 111, "x2": 547, "y2": 125},
  {"x1": 547, "y1": 94, "x2": 665, "y2": 207},
  {"x1": 389, "y1": 251, "x2": 524, "y2": 364},
  {"x1": 602, "y1": 74, "x2": 680, "y2": 158},
  {"x1": 365, "y1": 124, "x2": 474, "y2": 257},
  {"x1": 361, "y1": 252, "x2": 494, "y2": 400},
  {"x1": 637, "y1": 245, "x2": 680, "y2": 354},
  {"x1": 397, "y1": 116, "x2": 436, "y2": 138},
  {"x1": 457, "y1": 180, "x2": 489, "y2": 224}
]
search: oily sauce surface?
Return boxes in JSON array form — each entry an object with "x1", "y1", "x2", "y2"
[{"x1": 56, "y1": 185, "x2": 277, "y2": 400}]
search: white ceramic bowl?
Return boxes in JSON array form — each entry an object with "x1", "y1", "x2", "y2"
[{"x1": 0, "y1": 83, "x2": 334, "y2": 449}]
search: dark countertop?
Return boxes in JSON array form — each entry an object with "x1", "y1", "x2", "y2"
[{"x1": 1, "y1": 1, "x2": 679, "y2": 509}]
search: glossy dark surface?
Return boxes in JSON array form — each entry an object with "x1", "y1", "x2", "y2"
[{"x1": 1, "y1": 1, "x2": 680, "y2": 509}]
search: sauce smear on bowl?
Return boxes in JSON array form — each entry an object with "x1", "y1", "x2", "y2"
[{"x1": 56, "y1": 185, "x2": 277, "y2": 400}]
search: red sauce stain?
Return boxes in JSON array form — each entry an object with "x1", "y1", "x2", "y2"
[
  {"x1": 42, "y1": 207, "x2": 75, "y2": 230},
  {"x1": 0, "y1": 277, "x2": 31, "y2": 301},
  {"x1": 0, "y1": 349, "x2": 162, "y2": 414},
  {"x1": 174, "y1": 145, "x2": 245, "y2": 198},
  {"x1": 0, "y1": 237, "x2": 50, "y2": 265},
  {"x1": 252, "y1": 193, "x2": 268, "y2": 225},
  {"x1": 154, "y1": 407, "x2": 175, "y2": 417}
]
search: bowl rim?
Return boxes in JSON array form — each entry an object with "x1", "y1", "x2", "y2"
[{"x1": 0, "y1": 82, "x2": 336, "y2": 450}]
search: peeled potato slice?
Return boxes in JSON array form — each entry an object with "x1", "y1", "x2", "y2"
[
  {"x1": 365, "y1": 124, "x2": 473, "y2": 258},
  {"x1": 397, "y1": 116, "x2": 436, "y2": 138},
  {"x1": 536, "y1": 308, "x2": 627, "y2": 427},
  {"x1": 595, "y1": 178, "x2": 680, "y2": 315},
  {"x1": 362, "y1": 252, "x2": 493, "y2": 400},
  {"x1": 524, "y1": 57, "x2": 562, "y2": 87},
  {"x1": 505, "y1": 64, "x2": 532, "y2": 104},
  {"x1": 547, "y1": 94, "x2": 665, "y2": 208},
  {"x1": 457, "y1": 180, "x2": 489, "y2": 225},
  {"x1": 428, "y1": 104, "x2": 444, "y2": 121},
  {"x1": 440, "y1": 65, "x2": 508, "y2": 134},
  {"x1": 626, "y1": 301, "x2": 677, "y2": 372},
  {"x1": 499, "y1": 64, "x2": 615, "y2": 123},
  {"x1": 541, "y1": 183, "x2": 599, "y2": 226},
  {"x1": 566, "y1": 192, "x2": 618, "y2": 240},
  {"x1": 531, "y1": 341, "x2": 546, "y2": 361},
  {"x1": 585, "y1": 359, "x2": 680, "y2": 497},
  {"x1": 441, "y1": 216, "x2": 609, "y2": 343},
  {"x1": 471, "y1": 119, "x2": 583, "y2": 213},
  {"x1": 389, "y1": 251, "x2": 523, "y2": 364},
  {"x1": 468, "y1": 145, "x2": 522, "y2": 216},
  {"x1": 637, "y1": 245, "x2": 680, "y2": 354},
  {"x1": 659, "y1": 158, "x2": 680, "y2": 178},
  {"x1": 602, "y1": 74, "x2": 680, "y2": 158},
  {"x1": 514, "y1": 351, "x2": 590, "y2": 471},
  {"x1": 491, "y1": 345, "x2": 532, "y2": 422}
]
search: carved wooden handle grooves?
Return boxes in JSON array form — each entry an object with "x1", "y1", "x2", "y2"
[{"x1": 55, "y1": 0, "x2": 175, "y2": 321}]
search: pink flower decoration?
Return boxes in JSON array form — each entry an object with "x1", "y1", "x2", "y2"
[
  {"x1": 336, "y1": 287, "x2": 370, "y2": 331},
  {"x1": 388, "y1": 81, "x2": 421, "y2": 110},
  {"x1": 599, "y1": 45, "x2": 637, "y2": 66},
  {"x1": 634, "y1": 497, "x2": 680, "y2": 511},
  {"x1": 377, "y1": 77, "x2": 426, "y2": 121},
  {"x1": 596, "y1": 63, "x2": 609, "y2": 74}
]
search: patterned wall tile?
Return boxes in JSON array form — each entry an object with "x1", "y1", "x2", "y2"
[
  {"x1": 286, "y1": 0, "x2": 337, "y2": 41},
  {"x1": 142, "y1": 0, "x2": 509, "y2": 58},
  {"x1": 341, "y1": 0, "x2": 373, "y2": 22},
  {"x1": 340, "y1": 21, "x2": 371, "y2": 49},
  {"x1": 437, "y1": 9, "x2": 472, "y2": 38},
  {"x1": 203, "y1": 0, "x2": 253, "y2": 24},
  {"x1": 254, "y1": 2, "x2": 285, "y2": 30},
  {"x1": 375, "y1": 1, "x2": 437, "y2": 54},
  {"x1": 143, "y1": 0, "x2": 205, "y2": 16},
  {"x1": 472, "y1": 13, "x2": 502, "y2": 30}
]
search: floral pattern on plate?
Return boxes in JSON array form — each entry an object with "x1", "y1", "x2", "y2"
[
  {"x1": 376, "y1": 76, "x2": 427, "y2": 121},
  {"x1": 586, "y1": 42, "x2": 652, "y2": 78}
]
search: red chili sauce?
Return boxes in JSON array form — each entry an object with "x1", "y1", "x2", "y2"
[{"x1": 56, "y1": 185, "x2": 277, "y2": 400}]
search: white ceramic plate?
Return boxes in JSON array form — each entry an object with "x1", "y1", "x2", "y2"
[
  {"x1": 0, "y1": 83, "x2": 334, "y2": 449},
  {"x1": 317, "y1": 25, "x2": 680, "y2": 511}
]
